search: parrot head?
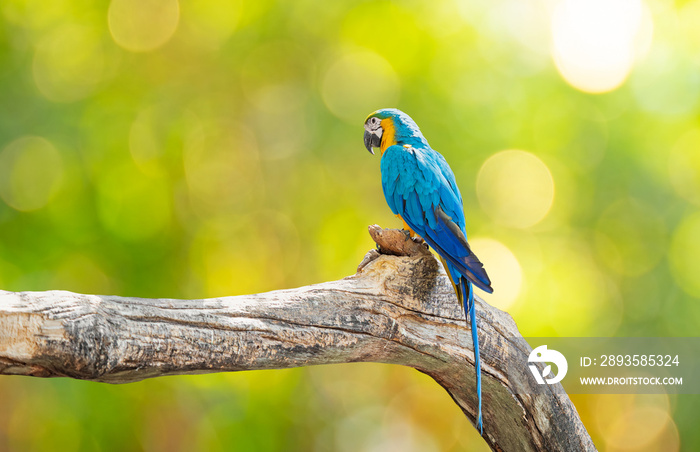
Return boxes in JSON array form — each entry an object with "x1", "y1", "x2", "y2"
[{"x1": 363, "y1": 108, "x2": 427, "y2": 155}]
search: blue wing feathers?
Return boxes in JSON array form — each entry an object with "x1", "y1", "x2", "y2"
[
  {"x1": 406, "y1": 191, "x2": 421, "y2": 222},
  {"x1": 381, "y1": 145, "x2": 493, "y2": 293},
  {"x1": 392, "y1": 186, "x2": 402, "y2": 215}
]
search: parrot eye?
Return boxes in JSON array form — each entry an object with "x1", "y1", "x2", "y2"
[{"x1": 368, "y1": 117, "x2": 380, "y2": 128}]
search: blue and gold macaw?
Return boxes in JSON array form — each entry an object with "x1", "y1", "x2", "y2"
[{"x1": 363, "y1": 108, "x2": 493, "y2": 434}]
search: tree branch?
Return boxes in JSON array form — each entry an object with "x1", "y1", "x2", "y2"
[{"x1": 0, "y1": 226, "x2": 595, "y2": 452}]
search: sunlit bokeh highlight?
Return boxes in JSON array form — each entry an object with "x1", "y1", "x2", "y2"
[
  {"x1": 470, "y1": 238, "x2": 522, "y2": 311},
  {"x1": 32, "y1": 25, "x2": 105, "y2": 102},
  {"x1": 179, "y1": 0, "x2": 240, "y2": 50},
  {"x1": 476, "y1": 150, "x2": 555, "y2": 229},
  {"x1": 605, "y1": 405, "x2": 677, "y2": 451},
  {"x1": 589, "y1": 394, "x2": 679, "y2": 452},
  {"x1": 108, "y1": 0, "x2": 180, "y2": 52},
  {"x1": 541, "y1": 239, "x2": 622, "y2": 336},
  {"x1": 680, "y1": 0, "x2": 700, "y2": 54},
  {"x1": 631, "y1": 44, "x2": 700, "y2": 117},
  {"x1": 551, "y1": 0, "x2": 652, "y2": 93}
]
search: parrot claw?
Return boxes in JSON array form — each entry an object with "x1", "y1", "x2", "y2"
[{"x1": 402, "y1": 229, "x2": 424, "y2": 245}]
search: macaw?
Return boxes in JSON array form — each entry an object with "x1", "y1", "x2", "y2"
[{"x1": 363, "y1": 108, "x2": 493, "y2": 434}]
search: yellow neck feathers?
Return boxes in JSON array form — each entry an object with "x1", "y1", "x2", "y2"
[{"x1": 379, "y1": 118, "x2": 396, "y2": 155}]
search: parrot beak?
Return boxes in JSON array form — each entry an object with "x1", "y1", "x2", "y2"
[
  {"x1": 364, "y1": 129, "x2": 382, "y2": 155},
  {"x1": 364, "y1": 130, "x2": 374, "y2": 154}
]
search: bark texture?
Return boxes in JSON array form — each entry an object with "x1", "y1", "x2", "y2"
[{"x1": 0, "y1": 226, "x2": 595, "y2": 452}]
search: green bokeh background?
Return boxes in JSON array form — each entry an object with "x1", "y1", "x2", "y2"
[{"x1": 1, "y1": 0, "x2": 699, "y2": 450}]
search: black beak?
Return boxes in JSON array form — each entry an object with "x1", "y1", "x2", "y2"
[{"x1": 364, "y1": 130, "x2": 382, "y2": 155}]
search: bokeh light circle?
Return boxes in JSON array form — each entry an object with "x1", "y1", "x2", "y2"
[
  {"x1": 632, "y1": 46, "x2": 700, "y2": 117},
  {"x1": 604, "y1": 405, "x2": 678, "y2": 452},
  {"x1": 321, "y1": 50, "x2": 400, "y2": 124},
  {"x1": 543, "y1": 241, "x2": 622, "y2": 336},
  {"x1": 469, "y1": 238, "x2": 522, "y2": 310},
  {"x1": 108, "y1": 0, "x2": 180, "y2": 52},
  {"x1": 476, "y1": 150, "x2": 554, "y2": 229},
  {"x1": 180, "y1": 0, "x2": 240, "y2": 50},
  {"x1": 0, "y1": 137, "x2": 64, "y2": 211},
  {"x1": 33, "y1": 25, "x2": 105, "y2": 102},
  {"x1": 551, "y1": 0, "x2": 651, "y2": 93},
  {"x1": 680, "y1": 0, "x2": 700, "y2": 55}
]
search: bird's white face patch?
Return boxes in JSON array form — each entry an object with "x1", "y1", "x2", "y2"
[{"x1": 365, "y1": 116, "x2": 382, "y2": 135}]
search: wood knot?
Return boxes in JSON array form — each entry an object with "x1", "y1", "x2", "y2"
[
  {"x1": 357, "y1": 225, "x2": 431, "y2": 272},
  {"x1": 368, "y1": 225, "x2": 431, "y2": 257}
]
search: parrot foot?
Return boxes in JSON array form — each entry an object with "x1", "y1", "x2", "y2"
[{"x1": 402, "y1": 229, "x2": 426, "y2": 246}]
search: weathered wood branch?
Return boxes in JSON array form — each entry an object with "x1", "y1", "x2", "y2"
[{"x1": 0, "y1": 226, "x2": 595, "y2": 452}]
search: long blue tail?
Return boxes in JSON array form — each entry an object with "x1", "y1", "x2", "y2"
[{"x1": 461, "y1": 278, "x2": 483, "y2": 435}]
